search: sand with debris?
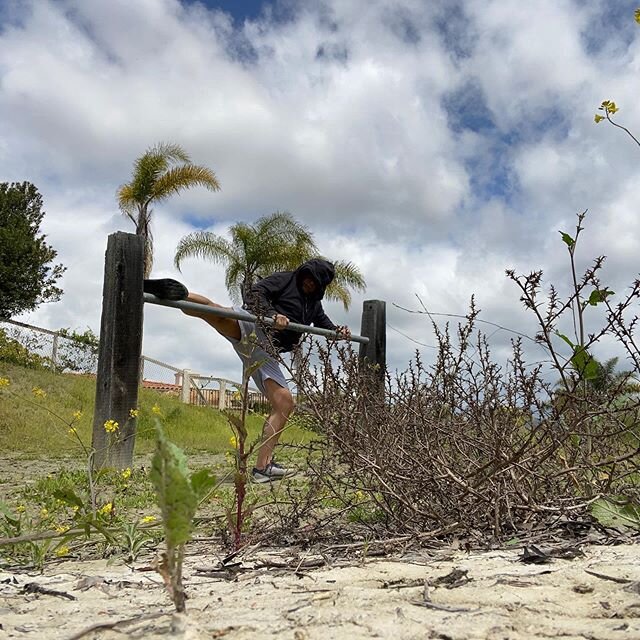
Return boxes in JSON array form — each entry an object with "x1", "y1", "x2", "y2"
[{"x1": 1, "y1": 540, "x2": 639, "y2": 640}]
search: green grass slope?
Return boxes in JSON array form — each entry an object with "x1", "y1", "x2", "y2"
[{"x1": 0, "y1": 363, "x2": 310, "y2": 457}]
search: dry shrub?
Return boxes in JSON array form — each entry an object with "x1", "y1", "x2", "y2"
[{"x1": 297, "y1": 304, "x2": 640, "y2": 538}]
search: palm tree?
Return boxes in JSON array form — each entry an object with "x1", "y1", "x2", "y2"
[
  {"x1": 117, "y1": 142, "x2": 220, "y2": 276},
  {"x1": 174, "y1": 211, "x2": 366, "y2": 309},
  {"x1": 589, "y1": 357, "x2": 640, "y2": 397}
]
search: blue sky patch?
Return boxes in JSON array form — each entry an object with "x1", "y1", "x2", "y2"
[
  {"x1": 443, "y1": 81, "x2": 495, "y2": 134},
  {"x1": 581, "y1": 1, "x2": 637, "y2": 56},
  {"x1": 192, "y1": 0, "x2": 267, "y2": 24}
]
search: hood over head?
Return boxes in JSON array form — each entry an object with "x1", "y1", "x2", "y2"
[{"x1": 295, "y1": 258, "x2": 335, "y2": 300}]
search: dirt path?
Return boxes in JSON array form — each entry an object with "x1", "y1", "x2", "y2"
[{"x1": 1, "y1": 542, "x2": 639, "y2": 639}]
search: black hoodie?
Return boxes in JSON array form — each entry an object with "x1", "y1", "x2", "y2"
[{"x1": 247, "y1": 259, "x2": 337, "y2": 352}]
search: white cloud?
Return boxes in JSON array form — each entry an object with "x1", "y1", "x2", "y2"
[{"x1": 3, "y1": 0, "x2": 640, "y2": 382}]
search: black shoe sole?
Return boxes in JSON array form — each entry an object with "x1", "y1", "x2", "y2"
[{"x1": 143, "y1": 278, "x2": 188, "y2": 301}]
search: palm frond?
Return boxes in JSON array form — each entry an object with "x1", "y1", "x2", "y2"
[
  {"x1": 149, "y1": 142, "x2": 191, "y2": 165},
  {"x1": 325, "y1": 282, "x2": 352, "y2": 310},
  {"x1": 225, "y1": 261, "x2": 245, "y2": 304},
  {"x1": 131, "y1": 153, "x2": 169, "y2": 205},
  {"x1": 117, "y1": 183, "x2": 138, "y2": 224},
  {"x1": 174, "y1": 232, "x2": 234, "y2": 270},
  {"x1": 258, "y1": 211, "x2": 316, "y2": 250},
  {"x1": 250, "y1": 212, "x2": 317, "y2": 273},
  {"x1": 332, "y1": 259, "x2": 367, "y2": 292},
  {"x1": 152, "y1": 165, "x2": 220, "y2": 201},
  {"x1": 322, "y1": 259, "x2": 366, "y2": 310}
]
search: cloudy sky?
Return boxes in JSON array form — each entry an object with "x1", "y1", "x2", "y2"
[{"x1": 2, "y1": 0, "x2": 640, "y2": 384}]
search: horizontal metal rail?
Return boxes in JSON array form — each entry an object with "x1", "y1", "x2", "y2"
[{"x1": 144, "y1": 293, "x2": 369, "y2": 345}]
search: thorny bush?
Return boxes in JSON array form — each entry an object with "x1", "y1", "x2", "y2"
[{"x1": 296, "y1": 217, "x2": 640, "y2": 539}]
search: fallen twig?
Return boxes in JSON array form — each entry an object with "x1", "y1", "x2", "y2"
[
  {"x1": 65, "y1": 611, "x2": 171, "y2": 640},
  {"x1": 410, "y1": 600, "x2": 473, "y2": 612},
  {"x1": 322, "y1": 523, "x2": 459, "y2": 553},
  {"x1": 584, "y1": 568, "x2": 633, "y2": 584},
  {"x1": 23, "y1": 582, "x2": 76, "y2": 601}
]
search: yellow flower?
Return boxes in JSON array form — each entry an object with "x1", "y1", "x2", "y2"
[
  {"x1": 0, "y1": 377, "x2": 9, "y2": 387},
  {"x1": 140, "y1": 515, "x2": 156, "y2": 524},
  {"x1": 40, "y1": 508, "x2": 49, "y2": 519},
  {"x1": 72, "y1": 410, "x2": 83, "y2": 421},
  {"x1": 229, "y1": 435, "x2": 238, "y2": 448},
  {"x1": 129, "y1": 408, "x2": 139, "y2": 418},
  {"x1": 55, "y1": 524, "x2": 70, "y2": 534},
  {"x1": 121, "y1": 468, "x2": 132, "y2": 480},
  {"x1": 55, "y1": 546, "x2": 70, "y2": 557},
  {"x1": 607, "y1": 101, "x2": 619, "y2": 114},
  {"x1": 68, "y1": 427, "x2": 77, "y2": 436},
  {"x1": 98, "y1": 502, "x2": 113, "y2": 516},
  {"x1": 636, "y1": 8, "x2": 640, "y2": 24},
  {"x1": 151, "y1": 404, "x2": 162, "y2": 416},
  {"x1": 103, "y1": 419, "x2": 119, "y2": 433},
  {"x1": 32, "y1": 386, "x2": 46, "y2": 398},
  {"x1": 16, "y1": 505, "x2": 26, "y2": 513},
  {"x1": 594, "y1": 114, "x2": 604, "y2": 123}
]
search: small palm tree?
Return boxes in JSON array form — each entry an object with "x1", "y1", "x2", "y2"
[
  {"x1": 117, "y1": 142, "x2": 220, "y2": 276},
  {"x1": 553, "y1": 356, "x2": 640, "y2": 412},
  {"x1": 589, "y1": 357, "x2": 640, "y2": 396},
  {"x1": 174, "y1": 211, "x2": 366, "y2": 309}
]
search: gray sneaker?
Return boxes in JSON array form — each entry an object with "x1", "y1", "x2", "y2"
[
  {"x1": 251, "y1": 462, "x2": 294, "y2": 483},
  {"x1": 267, "y1": 460, "x2": 294, "y2": 478}
]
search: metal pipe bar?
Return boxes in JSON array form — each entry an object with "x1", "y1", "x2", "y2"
[{"x1": 143, "y1": 293, "x2": 370, "y2": 345}]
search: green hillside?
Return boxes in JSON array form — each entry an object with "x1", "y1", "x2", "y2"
[{"x1": 0, "y1": 362, "x2": 309, "y2": 457}]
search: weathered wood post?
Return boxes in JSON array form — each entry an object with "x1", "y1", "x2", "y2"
[
  {"x1": 359, "y1": 300, "x2": 386, "y2": 384},
  {"x1": 92, "y1": 232, "x2": 144, "y2": 469}
]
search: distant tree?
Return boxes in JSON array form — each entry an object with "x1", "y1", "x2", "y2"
[
  {"x1": 0, "y1": 182, "x2": 65, "y2": 319},
  {"x1": 117, "y1": 142, "x2": 220, "y2": 277},
  {"x1": 174, "y1": 211, "x2": 366, "y2": 309},
  {"x1": 56, "y1": 327, "x2": 100, "y2": 374},
  {"x1": 0, "y1": 327, "x2": 49, "y2": 369}
]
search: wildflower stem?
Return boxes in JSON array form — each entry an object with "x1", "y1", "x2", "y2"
[{"x1": 606, "y1": 114, "x2": 640, "y2": 147}]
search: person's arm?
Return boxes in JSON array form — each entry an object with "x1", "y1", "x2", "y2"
[
  {"x1": 248, "y1": 272, "x2": 290, "y2": 319},
  {"x1": 314, "y1": 304, "x2": 351, "y2": 339},
  {"x1": 313, "y1": 304, "x2": 336, "y2": 330}
]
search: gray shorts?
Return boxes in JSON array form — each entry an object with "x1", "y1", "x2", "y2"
[{"x1": 224, "y1": 307, "x2": 289, "y2": 394}]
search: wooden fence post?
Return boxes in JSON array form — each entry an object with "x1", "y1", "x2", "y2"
[
  {"x1": 181, "y1": 370, "x2": 192, "y2": 403},
  {"x1": 92, "y1": 232, "x2": 144, "y2": 469},
  {"x1": 358, "y1": 300, "x2": 386, "y2": 382},
  {"x1": 218, "y1": 379, "x2": 227, "y2": 410},
  {"x1": 51, "y1": 334, "x2": 59, "y2": 370}
]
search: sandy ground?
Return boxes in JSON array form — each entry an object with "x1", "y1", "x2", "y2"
[
  {"x1": 1, "y1": 541, "x2": 639, "y2": 640},
  {"x1": 1, "y1": 456, "x2": 639, "y2": 639}
]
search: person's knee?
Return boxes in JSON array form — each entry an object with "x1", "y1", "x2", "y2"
[{"x1": 273, "y1": 388, "x2": 295, "y2": 419}]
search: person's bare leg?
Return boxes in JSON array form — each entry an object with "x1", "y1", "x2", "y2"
[
  {"x1": 180, "y1": 291, "x2": 241, "y2": 340},
  {"x1": 256, "y1": 378, "x2": 294, "y2": 470}
]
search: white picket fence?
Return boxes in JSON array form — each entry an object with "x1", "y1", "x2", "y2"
[{"x1": 1, "y1": 319, "x2": 268, "y2": 411}]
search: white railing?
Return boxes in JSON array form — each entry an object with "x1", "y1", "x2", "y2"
[{"x1": 1, "y1": 319, "x2": 267, "y2": 410}]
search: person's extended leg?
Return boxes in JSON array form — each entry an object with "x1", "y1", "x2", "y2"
[
  {"x1": 181, "y1": 292, "x2": 241, "y2": 340},
  {"x1": 255, "y1": 378, "x2": 295, "y2": 473},
  {"x1": 144, "y1": 278, "x2": 241, "y2": 340}
]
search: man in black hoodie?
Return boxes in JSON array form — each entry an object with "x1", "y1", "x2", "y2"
[{"x1": 144, "y1": 259, "x2": 350, "y2": 483}]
